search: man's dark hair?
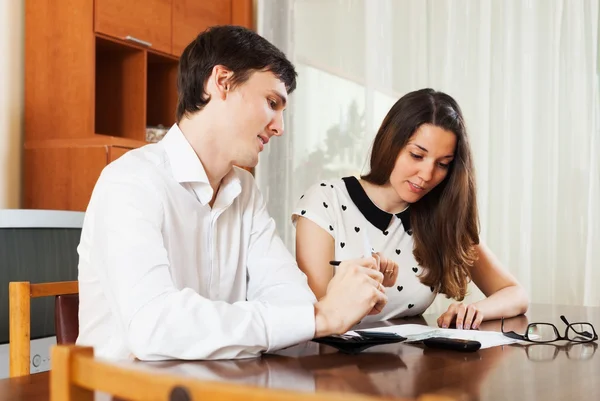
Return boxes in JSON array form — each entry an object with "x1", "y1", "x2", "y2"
[{"x1": 176, "y1": 25, "x2": 297, "y2": 122}]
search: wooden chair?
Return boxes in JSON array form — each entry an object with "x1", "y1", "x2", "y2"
[
  {"x1": 9, "y1": 280, "x2": 79, "y2": 377},
  {"x1": 51, "y1": 345, "x2": 458, "y2": 401}
]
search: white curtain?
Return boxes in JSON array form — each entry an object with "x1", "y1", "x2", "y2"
[{"x1": 256, "y1": 0, "x2": 600, "y2": 311}]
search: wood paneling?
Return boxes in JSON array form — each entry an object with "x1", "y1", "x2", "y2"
[
  {"x1": 95, "y1": 0, "x2": 172, "y2": 54},
  {"x1": 24, "y1": 147, "x2": 108, "y2": 212},
  {"x1": 172, "y1": 0, "x2": 232, "y2": 56},
  {"x1": 25, "y1": 0, "x2": 95, "y2": 141}
]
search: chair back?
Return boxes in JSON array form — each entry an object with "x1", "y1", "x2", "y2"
[
  {"x1": 9, "y1": 280, "x2": 78, "y2": 377},
  {"x1": 55, "y1": 293, "x2": 80, "y2": 344},
  {"x1": 51, "y1": 345, "x2": 458, "y2": 401}
]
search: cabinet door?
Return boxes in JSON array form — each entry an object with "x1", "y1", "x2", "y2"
[
  {"x1": 172, "y1": 0, "x2": 231, "y2": 56},
  {"x1": 95, "y1": 0, "x2": 172, "y2": 54},
  {"x1": 25, "y1": 0, "x2": 95, "y2": 141},
  {"x1": 24, "y1": 147, "x2": 108, "y2": 212}
]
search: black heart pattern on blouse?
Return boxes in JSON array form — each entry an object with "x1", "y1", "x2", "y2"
[
  {"x1": 383, "y1": 231, "x2": 389, "y2": 236},
  {"x1": 412, "y1": 267, "x2": 418, "y2": 273},
  {"x1": 354, "y1": 227, "x2": 360, "y2": 232},
  {"x1": 323, "y1": 202, "x2": 328, "y2": 208},
  {"x1": 430, "y1": 286, "x2": 435, "y2": 292},
  {"x1": 340, "y1": 242, "x2": 345, "y2": 248},
  {"x1": 330, "y1": 185, "x2": 334, "y2": 188},
  {"x1": 329, "y1": 225, "x2": 334, "y2": 231},
  {"x1": 320, "y1": 183, "x2": 326, "y2": 186},
  {"x1": 342, "y1": 205, "x2": 347, "y2": 211},
  {"x1": 301, "y1": 210, "x2": 306, "y2": 215},
  {"x1": 397, "y1": 285, "x2": 403, "y2": 292},
  {"x1": 300, "y1": 195, "x2": 304, "y2": 199},
  {"x1": 408, "y1": 304, "x2": 415, "y2": 309},
  {"x1": 395, "y1": 249, "x2": 401, "y2": 255}
]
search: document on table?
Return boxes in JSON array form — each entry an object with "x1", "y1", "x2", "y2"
[{"x1": 347, "y1": 324, "x2": 522, "y2": 349}]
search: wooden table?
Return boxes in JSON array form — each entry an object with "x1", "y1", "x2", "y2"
[{"x1": 1, "y1": 304, "x2": 598, "y2": 401}]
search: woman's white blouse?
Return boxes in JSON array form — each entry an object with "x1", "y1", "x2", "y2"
[{"x1": 292, "y1": 177, "x2": 436, "y2": 323}]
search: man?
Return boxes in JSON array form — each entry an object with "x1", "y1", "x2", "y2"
[{"x1": 76, "y1": 25, "x2": 388, "y2": 361}]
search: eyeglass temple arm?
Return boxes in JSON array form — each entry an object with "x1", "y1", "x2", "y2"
[
  {"x1": 560, "y1": 315, "x2": 596, "y2": 338},
  {"x1": 501, "y1": 317, "x2": 528, "y2": 340}
]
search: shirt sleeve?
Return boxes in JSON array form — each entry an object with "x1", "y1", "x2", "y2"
[
  {"x1": 291, "y1": 181, "x2": 337, "y2": 236},
  {"x1": 245, "y1": 179, "x2": 317, "y2": 352},
  {"x1": 84, "y1": 169, "x2": 315, "y2": 361}
]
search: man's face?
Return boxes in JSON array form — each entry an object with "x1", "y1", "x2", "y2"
[{"x1": 222, "y1": 71, "x2": 287, "y2": 168}]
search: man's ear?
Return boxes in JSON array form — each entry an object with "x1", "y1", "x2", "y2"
[{"x1": 209, "y1": 65, "x2": 234, "y2": 100}]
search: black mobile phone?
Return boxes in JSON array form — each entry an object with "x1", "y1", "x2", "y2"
[
  {"x1": 422, "y1": 337, "x2": 481, "y2": 352},
  {"x1": 354, "y1": 330, "x2": 405, "y2": 340}
]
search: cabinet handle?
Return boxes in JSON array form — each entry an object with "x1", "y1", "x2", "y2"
[{"x1": 124, "y1": 35, "x2": 152, "y2": 47}]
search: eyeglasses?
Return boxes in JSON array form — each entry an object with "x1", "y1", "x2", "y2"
[{"x1": 501, "y1": 315, "x2": 598, "y2": 344}]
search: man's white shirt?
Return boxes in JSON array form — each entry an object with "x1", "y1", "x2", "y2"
[{"x1": 76, "y1": 124, "x2": 316, "y2": 361}]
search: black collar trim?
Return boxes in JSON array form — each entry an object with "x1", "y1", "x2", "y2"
[{"x1": 342, "y1": 176, "x2": 412, "y2": 235}]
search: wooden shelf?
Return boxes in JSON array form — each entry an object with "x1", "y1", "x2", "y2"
[
  {"x1": 95, "y1": 36, "x2": 146, "y2": 141},
  {"x1": 25, "y1": 136, "x2": 148, "y2": 150},
  {"x1": 147, "y1": 52, "x2": 178, "y2": 128}
]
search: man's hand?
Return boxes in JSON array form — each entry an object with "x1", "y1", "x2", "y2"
[
  {"x1": 338, "y1": 255, "x2": 398, "y2": 288},
  {"x1": 437, "y1": 302, "x2": 484, "y2": 330},
  {"x1": 314, "y1": 262, "x2": 388, "y2": 337},
  {"x1": 336, "y1": 257, "x2": 387, "y2": 314}
]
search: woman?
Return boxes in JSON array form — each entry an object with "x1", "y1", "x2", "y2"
[{"x1": 292, "y1": 88, "x2": 528, "y2": 330}]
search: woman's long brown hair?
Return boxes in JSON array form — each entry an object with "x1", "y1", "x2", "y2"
[{"x1": 362, "y1": 88, "x2": 479, "y2": 300}]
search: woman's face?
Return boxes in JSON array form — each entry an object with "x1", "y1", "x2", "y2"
[{"x1": 389, "y1": 123, "x2": 457, "y2": 204}]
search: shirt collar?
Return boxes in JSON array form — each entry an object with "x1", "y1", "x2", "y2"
[
  {"x1": 342, "y1": 176, "x2": 412, "y2": 235},
  {"x1": 161, "y1": 123, "x2": 241, "y2": 206}
]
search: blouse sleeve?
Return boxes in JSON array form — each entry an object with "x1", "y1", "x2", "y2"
[{"x1": 291, "y1": 181, "x2": 337, "y2": 237}]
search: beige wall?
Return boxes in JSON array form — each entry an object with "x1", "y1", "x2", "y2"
[{"x1": 0, "y1": 0, "x2": 23, "y2": 209}]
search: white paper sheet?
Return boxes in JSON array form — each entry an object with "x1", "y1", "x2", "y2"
[{"x1": 347, "y1": 324, "x2": 521, "y2": 349}]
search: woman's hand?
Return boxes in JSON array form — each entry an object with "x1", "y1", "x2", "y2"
[
  {"x1": 341, "y1": 254, "x2": 398, "y2": 288},
  {"x1": 372, "y1": 253, "x2": 399, "y2": 288},
  {"x1": 437, "y1": 302, "x2": 484, "y2": 330}
]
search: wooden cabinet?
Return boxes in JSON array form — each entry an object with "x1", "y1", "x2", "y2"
[
  {"x1": 24, "y1": 143, "x2": 135, "y2": 211},
  {"x1": 24, "y1": 0, "x2": 254, "y2": 212},
  {"x1": 108, "y1": 146, "x2": 132, "y2": 163},
  {"x1": 25, "y1": 0, "x2": 95, "y2": 141},
  {"x1": 95, "y1": 0, "x2": 172, "y2": 54},
  {"x1": 24, "y1": 146, "x2": 108, "y2": 212},
  {"x1": 172, "y1": 0, "x2": 232, "y2": 56}
]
